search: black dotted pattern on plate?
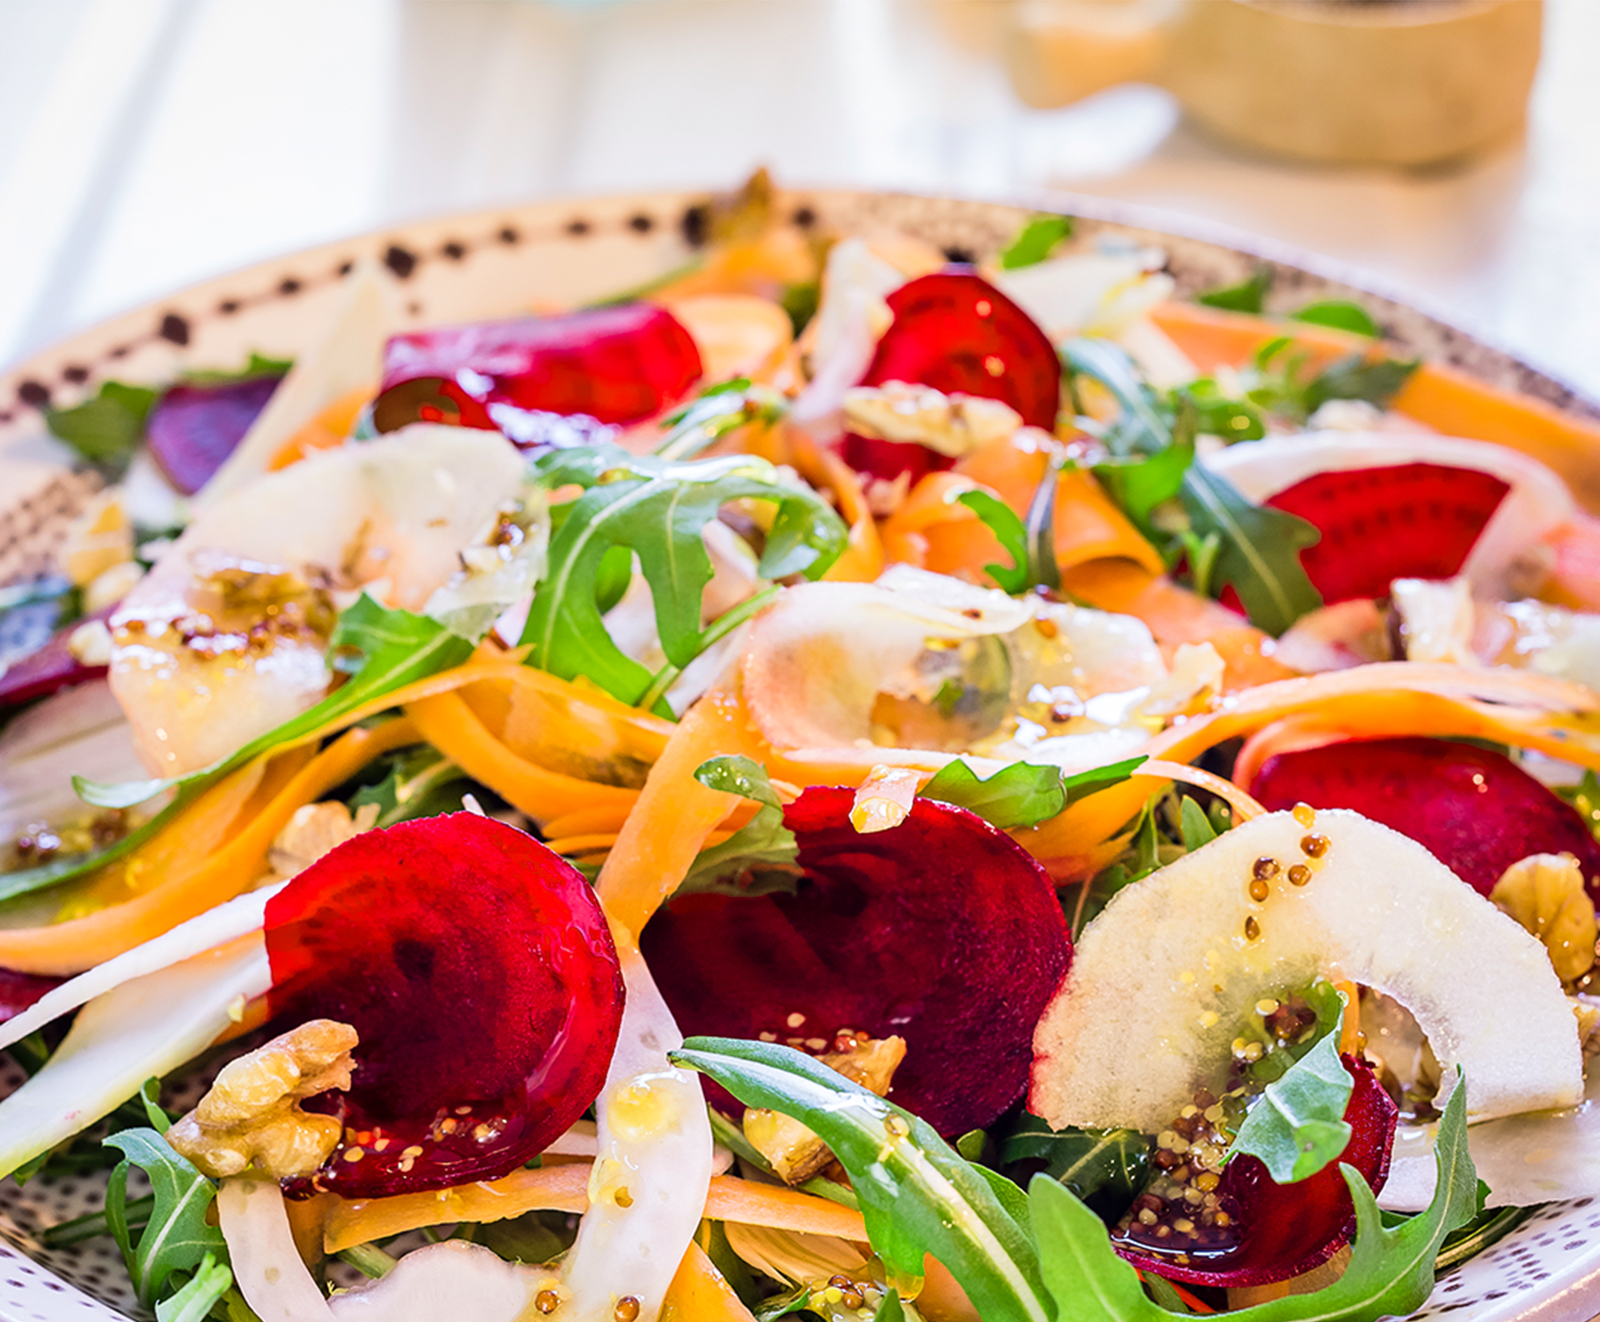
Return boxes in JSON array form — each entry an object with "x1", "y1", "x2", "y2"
[{"x1": 3, "y1": 186, "x2": 1599, "y2": 1322}]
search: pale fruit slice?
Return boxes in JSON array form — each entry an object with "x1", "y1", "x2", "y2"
[{"x1": 1031, "y1": 808, "x2": 1582, "y2": 1132}]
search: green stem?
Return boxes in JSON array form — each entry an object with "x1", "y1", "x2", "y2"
[
  {"x1": 41, "y1": 1194, "x2": 155, "y2": 1247},
  {"x1": 337, "y1": 1243, "x2": 398, "y2": 1279},
  {"x1": 636, "y1": 585, "x2": 778, "y2": 712}
]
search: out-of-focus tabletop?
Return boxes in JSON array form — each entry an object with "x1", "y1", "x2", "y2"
[{"x1": 0, "y1": 0, "x2": 1595, "y2": 395}]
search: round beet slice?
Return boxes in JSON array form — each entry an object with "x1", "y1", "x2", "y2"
[
  {"x1": 264, "y1": 813, "x2": 623, "y2": 1198},
  {"x1": 0, "y1": 967, "x2": 61, "y2": 1026},
  {"x1": 1249, "y1": 736, "x2": 1600, "y2": 901},
  {"x1": 146, "y1": 374, "x2": 285, "y2": 495},
  {"x1": 374, "y1": 302, "x2": 703, "y2": 435},
  {"x1": 836, "y1": 271, "x2": 1061, "y2": 482},
  {"x1": 641, "y1": 788, "x2": 1072, "y2": 1136},
  {"x1": 1113, "y1": 1055, "x2": 1397, "y2": 1288},
  {"x1": 0, "y1": 604, "x2": 115, "y2": 714},
  {"x1": 862, "y1": 272, "x2": 1060, "y2": 429},
  {"x1": 1266, "y1": 462, "x2": 1510, "y2": 604}
]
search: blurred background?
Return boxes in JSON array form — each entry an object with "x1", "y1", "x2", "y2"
[{"x1": 0, "y1": 0, "x2": 1594, "y2": 394}]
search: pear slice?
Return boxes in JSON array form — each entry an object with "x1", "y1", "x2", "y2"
[{"x1": 1031, "y1": 808, "x2": 1582, "y2": 1133}]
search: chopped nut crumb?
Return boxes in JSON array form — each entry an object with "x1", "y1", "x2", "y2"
[
  {"x1": 1492, "y1": 853, "x2": 1598, "y2": 984},
  {"x1": 268, "y1": 800, "x2": 380, "y2": 880},
  {"x1": 168, "y1": 1020, "x2": 358, "y2": 1179}
]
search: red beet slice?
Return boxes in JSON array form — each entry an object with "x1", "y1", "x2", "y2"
[
  {"x1": 1266, "y1": 462, "x2": 1509, "y2": 604},
  {"x1": 838, "y1": 271, "x2": 1061, "y2": 482},
  {"x1": 1113, "y1": 1055, "x2": 1397, "y2": 1287},
  {"x1": 0, "y1": 967, "x2": 61, "y2": 1026},
  {"x1": 1249, "y1": 736, "x2": 1600, "y2": 901},
  {"x1": 641, "y1": 788, "x2": 1072, "y2": 1136},
  {"x1": 264, "y1": 813, "x2": 623, "y2": 1198},
  {"x1": 0, "y1": 605, "x2": 114, "y2": 713},
  {"x1": 373, "y1": 303, "x2": 703, "y2": 436},
  {"x1": 146, "y1": 374, "x2": 285, "y2": 495}
]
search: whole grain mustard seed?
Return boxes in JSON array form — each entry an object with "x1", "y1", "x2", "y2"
[
  {"x1": 1293, "y1": 802, "x2": 1316, "y2": 828},
  {"x1": 1244, "y1": 915, "x2": 1261, "y2": 940},
  {"x1": 1252, "y1": 856, "x2": 1280, "y2": 881},
  {"x1": 1248, "y1": 878, "x2": 1270, "y2": 902},
  {"x1": 614, "y1": 1297, "x2": 641, "y2": 1322},
  {"x1": 1301, "y1": 833, "x2": 1330, "y2": 859},
  {"x1": 1288, "y1": 863, "x2": 1313, "y2": 886},
  {"x1": 534, "y1": 1290, "x2": 561, "y2": 1314}
]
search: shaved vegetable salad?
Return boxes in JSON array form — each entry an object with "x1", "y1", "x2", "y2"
[{"x1": 4, "y1": 175, "x2": 1600, "y2": 1322}]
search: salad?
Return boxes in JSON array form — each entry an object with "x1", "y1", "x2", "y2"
[{"x1": 1, "y1": 175, "x2": 1599, "y2": 1322}]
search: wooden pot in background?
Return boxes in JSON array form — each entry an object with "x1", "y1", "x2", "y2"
[{"x1": 1007, "y1": 0, "x2": 1544, "y2": 167}]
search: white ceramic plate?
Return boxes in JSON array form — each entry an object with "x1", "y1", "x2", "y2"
[{"x1": 1, "y1": 186, "x2": 1598, "y2": 1322}]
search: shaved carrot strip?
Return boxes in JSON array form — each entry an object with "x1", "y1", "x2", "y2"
[
  {"x1": 266, "y1": 385, "x2": 372, "y2": 471},
  {"x1": 661, "y1": 1241, "x2": 758, "y2": 1322},
  {"x1": 1148, "y1": 302, "x2": 1372, "y2": 377},
  {"x1": 1063, "y1": 559, "x2": 1296, "y2": 691},
  {"x1": 541, "y1": 805, "x2": 639, "y2": 842},
  {"x1": 815, "y1": 447, "x2": 886, "y2": 583},
  {"x1": 405, "y1": 690, "x2": 641, "y2": 826},
  {"x1": 597, "y1": 681, "x2": 769, "y2": 937},
  {"x1": 0, "y1": 718, "x2": 416, "y2": 975},
  {"x1": 1140, "y1": 759, "x2": 1264, "y2": 822},
  {"x1": 319, "y1": 1166, "x2": 865, "y2": 1255},
  {"x1": 1017, "y1": 664, "x2": 1600, "y2": 880}
]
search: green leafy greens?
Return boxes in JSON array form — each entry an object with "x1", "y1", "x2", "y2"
[
  {"x1": 46, "y1": 381, "x2": 159, "y2": 468},
  {"x1": 103, "y1": 1127, "x2": 227, "y2": 1310},
  {"x1": 1229, "y1": 1028, "x2": 1354, "y2": 1184},
  {"x1": 1064, "y1": 337, "x2": 1322, "y2": 634},
  {"x1": 1000, "y1": 215, "x2": 1075, "y2": 271},
  {"x1": 677, "y1": 1037, "x2": 1479, "y2": 1322},
  {"x1": 0, "y1": 596, "x2": 472, "y2": 906},
  {"x1": 678, "y1": 755, "x2": 801, "y2": 897},
  {"x1": 921, "y1": 756, "x2": 1147, "y2": 831},
  {"x1": 520, "y1": 443, "x2": 846, "y2": 709}
]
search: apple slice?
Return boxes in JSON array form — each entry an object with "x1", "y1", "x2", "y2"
[{"x1": 1031, "y1": 808, "x2": 1582, "y2": 1134}]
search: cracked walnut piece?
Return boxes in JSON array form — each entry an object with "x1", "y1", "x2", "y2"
[{"x1": 168, "y1": 1019, "x2": 358, "y2": 1179}]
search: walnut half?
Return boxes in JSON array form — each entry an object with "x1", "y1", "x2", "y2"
[
  {"x1": 168, "y1": 1020, "x2": 358, "y2": 1180},
  {"x1": 743, "y1": 1036, "x2": 907, "y2": 1185}
]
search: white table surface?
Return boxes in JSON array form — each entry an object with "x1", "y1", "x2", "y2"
[{"x1": 0, "y1": 0, "x2": 1595, "y2": 397}]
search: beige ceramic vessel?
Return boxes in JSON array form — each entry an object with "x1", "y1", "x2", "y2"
[{"x1": 1008, "y1": 0, "x2": 1543, "y2": 166}]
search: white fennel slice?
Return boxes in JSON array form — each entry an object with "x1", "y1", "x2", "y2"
[
  {"x1": 1381, "y1": 1066, "x2": 1600, "y2": 1212},
  {"x1": 0, "y1": 935, "x2": 270, "y2": 1178},
  {"x1": 1030, "y1": 809, "x2": 1582, "y2": 1133}
]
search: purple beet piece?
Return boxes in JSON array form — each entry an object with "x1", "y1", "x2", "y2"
[
  {"x1": 0, "y1": 605, "x2": 115, "y2": 713},
  {"x1": 0, "y1": 967, "x2": 62, "y2": 1026},
  {"x1": 146, "y1": 374, "x2": 284, "y2": 495}
]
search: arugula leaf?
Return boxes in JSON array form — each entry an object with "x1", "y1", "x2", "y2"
[
  {"x1": 1000, "y1": 215, "x2": 1074, "y2": 270},
  {"x1": 348, "y1": 745, "x2": 475, "y2": 827},
  {"x1": 155, "y1": 1253, "x2": 233, "y2": 1322},
  {"x1": 1177, "y1": 378, "x2": 1265, "y2": 442},
  {"x1": 520, "y1": 445, "x2": 845, "y2": 707},
  {"x1": 1028, "y1": 1073, "x2": 1477, "y2": 1322},
  {"x1": 0, "y1": 597, "x2": 472, "y2": 907},
  {"x1": 1178, "y1": 796, "x2": 1216, "y2": 851},
  {"x1": 1001, "y1": 1119, "x2": 1149, "y2": 1218},
  {"x1": 103, "y1": 1128, "x2": 227, "y2": 1309},
  {"x1": 922, "y1": 759, "x2": 1063, "y2": 828},
  {"x1": 956, "y1": 490, "x2": 1029, "y2": 593},
  {"x1": 1179, "y1": 466, "x2": 1322, "y2": 636},
  {"x1": 922, "y1": 756, "x2": 1148, "y2": 831},
  {"x1": 1292, "y1": 301, "x2": 1380, "y2": 338},
  {"x1": 680, "y1": 756, "x2": 801, "y2": 897},
  {"x1": 1230, "y1": 1029, "x2": 1354, "y2": 1183},
  {"x1": 46, "y1": 381, "x2": 159, "y2": 468},
  {"x1": 1063, "y1": 339, "x2": 1170, "y2": 457},
  {"x1": 672, "y1": 1037, "x2": 1052, "y2": 1322},
  {"x1": 655, "y1": 382, "x2": 786, "y2": 462},
  {"x1": 1558, "y1": 768, "x2": 1600, "y2": 842},
  {"x1": 873, "y1": 1288, "x2": 908, "y2": 1322},
  {"x1": 1198, "y1": 268, "x2": 1272, "y2": 314},
  {"x1": 1303, "y1": 354, "x2": 1419, "y2": 416},
  {"x1": 1094, "y1": 443, "x2": 1193, "y2": 532}
]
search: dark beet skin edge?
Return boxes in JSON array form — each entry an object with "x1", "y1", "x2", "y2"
[
  {"x1": 642, "y1": 788, "x2": 1073, "y2": 1136},
  {"x1": 266, "y1": 814, "x2": 623, "y2": 1199},
  {"x1": 1113, "y1": 1056, "x2": 1397, "y2": 1288},
  {"x1": 1250, "y1": 736, "x2": 1600, "y2": 901}
]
